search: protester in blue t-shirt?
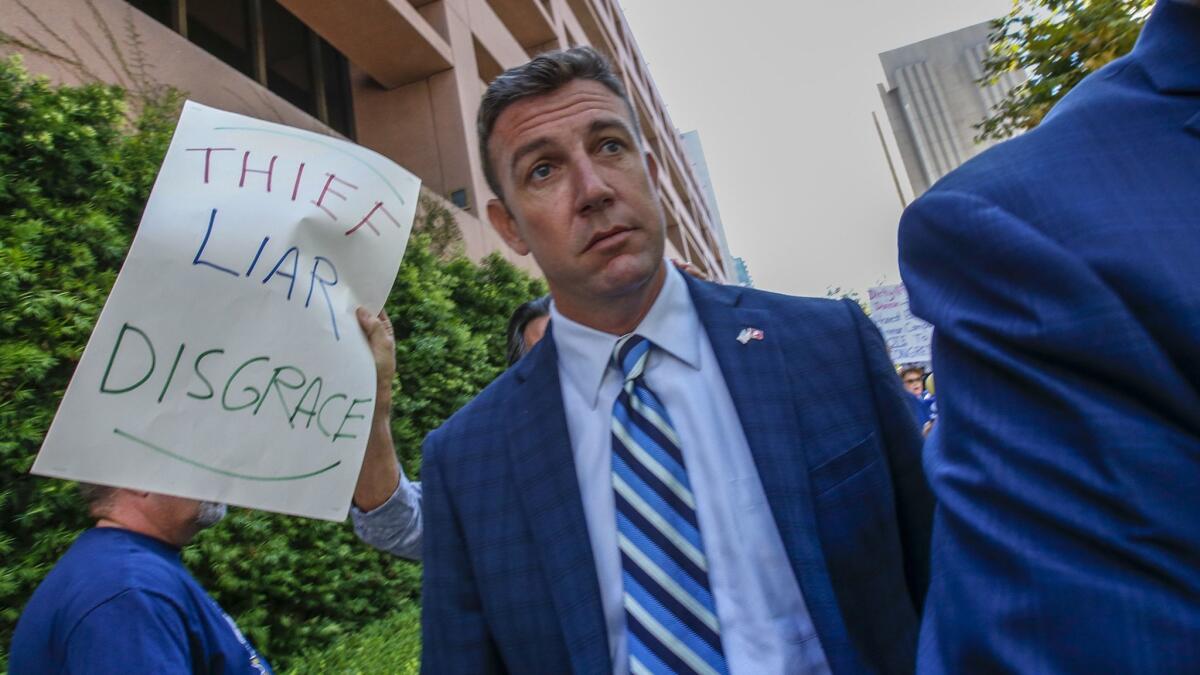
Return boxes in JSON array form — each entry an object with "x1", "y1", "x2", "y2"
[{"x1": 10, "y1": 485, "x2": 271, "y2": 674}]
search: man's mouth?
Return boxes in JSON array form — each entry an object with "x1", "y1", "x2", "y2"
[{"x1": 584, "y1": 225, "x2": 633, "y2": 253}]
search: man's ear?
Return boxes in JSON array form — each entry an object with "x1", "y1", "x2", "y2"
[
  {"x1": 643, "y1": 150, "x2": 661, "y2": 191},
  {"x1": 487, "y1": 198, "x2": 530, "y2": 256}
]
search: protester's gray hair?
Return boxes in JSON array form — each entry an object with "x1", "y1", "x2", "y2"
[
  {"x1": 77, "y1": 483, "x2": 118, "y2": 516},
  {"x1": 477, "y1": 47, "x2": 640, "y2": 201}
]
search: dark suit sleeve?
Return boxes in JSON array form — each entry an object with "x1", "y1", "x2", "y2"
[
  {"x1": 899, "y1": 141, "x2": 1200, "y2": 670},
  {"x1": 420, "y1": 431, "x2": 503, "y2": 674},
  {"x1": 898, "y1": 187, "x2": 1187, "y2": 426},
  {"x1": 845, "y1": 298, "x2": 934, "y2": 611}
]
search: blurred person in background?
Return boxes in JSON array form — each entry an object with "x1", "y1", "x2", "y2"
[
  {"x1": 9, "y1": 486, "x2": 271, "y2": 674},
  {"x1": 899, "y1": 365, "x2": 932, "y2": 431},
  {"x1": 922, "y1": 373, "x2": 937, "y2": 435},
  {"x1": 506, "y1": 295, "x2": 553, "y2": 367},
  {"x1": 899, "y1": 0, "x2": 1200, "y2": 670},
  {"x1": 899, "y1": 365, "x2": 927, "y2": 399}
]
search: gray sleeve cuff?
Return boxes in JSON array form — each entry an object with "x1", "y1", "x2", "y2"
[{"x1": 350, "y1": 472, "x2": 423, "y2": 561}]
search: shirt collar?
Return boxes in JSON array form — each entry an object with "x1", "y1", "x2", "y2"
[{"x1": 550, "y1": 263, "x2": 702, "y2": 409}]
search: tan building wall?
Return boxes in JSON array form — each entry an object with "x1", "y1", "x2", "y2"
[{"x1": 0, "y1": 0, "x2": 728, "y2": 281}]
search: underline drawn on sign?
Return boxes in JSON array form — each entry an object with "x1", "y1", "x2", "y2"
[{"x1": 112, "y1": 428, "x2": 341, "y2": 481}]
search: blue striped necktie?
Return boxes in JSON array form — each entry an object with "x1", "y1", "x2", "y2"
[{"x1": 611, "y1": 334, "x2": 728, "y2": 675}]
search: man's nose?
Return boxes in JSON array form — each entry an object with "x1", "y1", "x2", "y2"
[{"x1": 572, "y1": 157, "x2": 615, "y2": 216}]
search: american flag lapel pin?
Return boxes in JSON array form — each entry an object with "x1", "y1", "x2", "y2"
[{"x1": 737, "y1": 327, "x2": 765, "y2": 344}]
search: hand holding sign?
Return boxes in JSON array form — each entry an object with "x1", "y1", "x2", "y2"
[
  {"x1": 356, "y1": 307, "x2": 397, "y2": 417},
  {"x1": 350, "y1": 307, "x2": 405, "y2": 514},
  {"x1": 32, "y1": 102, "x2": 420, "y2": 521}
]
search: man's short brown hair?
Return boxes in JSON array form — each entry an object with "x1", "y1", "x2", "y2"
[{"x1": 476, "y1": 46, "x2": 638, "y2": 201}]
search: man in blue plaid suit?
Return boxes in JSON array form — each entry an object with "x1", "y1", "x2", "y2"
[
  {"x1": 356, "y1": 47, "x2": 933, "y2": 674},
  {"x1": 898, "y1": 1, "x2": 1200, "y2": 671}
]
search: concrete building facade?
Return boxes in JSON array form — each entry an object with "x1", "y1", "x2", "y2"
[
  {"x1": 679, "y1": 130, "x2": 735, "y2": 279},
  {"x1": 0, "y1": 0, "x2": 729, "y2": 280},
  {"x1": 877, "y1": 21, "x2": 1024, "y2": 198}
]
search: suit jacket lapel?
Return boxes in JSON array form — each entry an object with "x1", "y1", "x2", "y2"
[
  {"x1": 684, "y1": 277, "x2": 851, "y2": 657},
  {"x1": 507, "y1": 330, "x2": 611, "y2": 673}
]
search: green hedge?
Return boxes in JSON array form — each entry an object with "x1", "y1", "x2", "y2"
[
  {"x1": 287, "y1": 605, "x2": 421, "y2": 674},
  {"x1": 0, "y1": 56, "x2": 544, "y2": 670}
]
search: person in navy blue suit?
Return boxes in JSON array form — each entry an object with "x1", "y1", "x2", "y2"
[
  {"x1": 898, "y1": 1, "x2": 1200, "y2": 671},
  {"x1": 356, "y1": 47, "x2": 932, "y2": 674}
]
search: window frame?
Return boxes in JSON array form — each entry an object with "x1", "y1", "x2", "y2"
[{"x1": 127, "y1": 0, "x2": 355, "y2": 139}]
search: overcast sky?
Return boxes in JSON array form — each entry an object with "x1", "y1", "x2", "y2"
[{"x1": 619, "y1": 0, "x2": 1011, "y2": 296}]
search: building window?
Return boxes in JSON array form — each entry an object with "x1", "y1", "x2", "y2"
[
  {"x1": 187, "y1": 0, "x2": 253, "y2": 77},
  {"x1": 126, "y1": 0, "x2": 172, "y2": 28},
  {"x1": 125, "y1": 0, "x2": 354, "y2": 139},
  {"x1": 450, "y1": 189, "x2": 469, "y2": 210}
]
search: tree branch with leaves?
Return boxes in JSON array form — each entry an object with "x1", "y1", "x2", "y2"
[{"x1": 977, "y1": 0, "x2": 1153, "y2": 141}]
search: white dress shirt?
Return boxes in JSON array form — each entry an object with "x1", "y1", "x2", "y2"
[{"x1": 550, "y1": 265, "x2": 831, "y2": 675}]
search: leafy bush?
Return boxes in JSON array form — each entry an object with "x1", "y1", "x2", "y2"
[
  {"x1": 0, "y1": 56, "x2": 544, "y2": 670},
  {"x1": 0, "y1": 55, "x2": 175, "y2": 667},
  {"x1": 286, "y1": 605, "x2": 421, "y2": 674}
]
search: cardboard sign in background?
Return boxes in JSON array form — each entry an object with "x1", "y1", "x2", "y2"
[
  {"x1": 32, "y1": 101, "x2": 419, "y2": 521},
  {"x1": 868, "y1": 283, "x2": 933, "y2": 365}
]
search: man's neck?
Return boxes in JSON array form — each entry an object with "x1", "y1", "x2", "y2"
[
  {"x1": 553, "y1": 264, "x2": 667, "y2": 335},
  {"x1": 97, "y1": 515, "x2": 189, "y2": 548}
]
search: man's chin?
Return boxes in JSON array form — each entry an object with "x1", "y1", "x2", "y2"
[{"x1": 592, "y1": 252, "x2": 661, "y2": 291}]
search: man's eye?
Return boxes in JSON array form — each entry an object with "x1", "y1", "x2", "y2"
[
  {"x1": 600, "y1": 140, "x2": 623, "y2": 154},
  {"x1": 530, "y1": 164, "x2": 552, "y2": 180}
]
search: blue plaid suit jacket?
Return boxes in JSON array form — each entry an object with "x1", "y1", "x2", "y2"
[
  {"x1": 420, "y1": 276, "x2": 932, "y2": 674},
  {"x1": 898, "y1": 3, "x2": 1200, "y2": 672}
]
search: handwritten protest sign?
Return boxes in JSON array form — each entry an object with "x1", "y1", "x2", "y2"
[
  {"x1": 868, "y1": 283, "x2": 933, "y2": 365},
  {"x1": 32, "y1": 102, "x2": 419, "y2": 521}
]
